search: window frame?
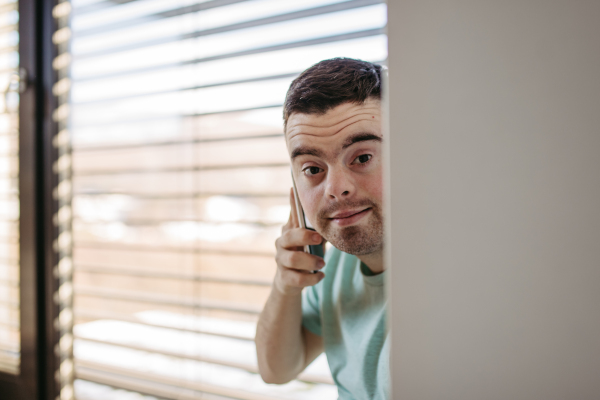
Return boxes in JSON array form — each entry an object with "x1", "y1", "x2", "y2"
[{"x1": 0, "y1": 0, "x2": 63, "y2": 398}]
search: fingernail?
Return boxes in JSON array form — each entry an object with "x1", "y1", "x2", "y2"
[
  {"x1": 318, "y1": 259, "x2": 326, "y2": 268},
  {"x1": 312, "y1": 233, "x2": 321, "y2": 243}
]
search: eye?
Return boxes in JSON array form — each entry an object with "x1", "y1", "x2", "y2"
[
  {"x1": 352, "y1": 154, "x2": 372, "y2": 165},
  {"x1": 303, "y1": 166, "x2": 323, "y2": 176}
]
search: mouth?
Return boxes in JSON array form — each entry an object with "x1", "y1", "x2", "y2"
[{"x1": 328, "y1": 207, "x2": 372, "y2": 227}]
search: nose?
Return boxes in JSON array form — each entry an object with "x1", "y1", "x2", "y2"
[{"x1": 325, "y1": 167, "x2": 355, "y2": 200}]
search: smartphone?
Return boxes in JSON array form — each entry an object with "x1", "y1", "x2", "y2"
[{"x1": 291, "y1": 173, "x2": 325, "y2": 259}]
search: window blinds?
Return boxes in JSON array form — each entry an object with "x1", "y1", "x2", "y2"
[
  {"x1": 0, "y1": 0, "x2": 20, "y2": 376},
  {"x1": 69, "y1": 0, "x2": 387, "y2": 398}
]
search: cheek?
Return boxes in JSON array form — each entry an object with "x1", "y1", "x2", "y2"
[
  {"x1": 359, "y1": 164, "x2": 383, "y2": 202},
  {"x1": 299, "y1": 186, "x2": 325, "y2": 220}
]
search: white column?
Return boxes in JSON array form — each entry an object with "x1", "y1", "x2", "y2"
[{"x1": 385, "y1": 2, "x2": 600, "y2": 399}]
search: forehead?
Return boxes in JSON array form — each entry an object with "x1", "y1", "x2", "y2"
[{"x1": 285, "y1": 99, "x2": 381, "y2": 150}]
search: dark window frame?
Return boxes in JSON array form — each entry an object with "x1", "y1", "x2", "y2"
[{"x1": 0, "y1": 0, "x2": 61, "y2": 398}]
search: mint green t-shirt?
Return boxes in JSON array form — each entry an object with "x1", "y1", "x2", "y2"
[{"x1": 302, "y1": 247, "x2": 390, "y2": 400}]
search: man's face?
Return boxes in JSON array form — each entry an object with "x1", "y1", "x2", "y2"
[{"x1": 286, "y1": 99, "x2": 383, "y2": 256}]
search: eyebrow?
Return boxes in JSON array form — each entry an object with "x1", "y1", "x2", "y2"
[
  {"x1": 341, "y1": 132, "x2": 382, "y2": 149},
  {"x1": 290, "y1": 146, "x2": 326, "y2": 160},
  {"x1": 290, "y1": 133, "x2": 382, "y2": 160}
]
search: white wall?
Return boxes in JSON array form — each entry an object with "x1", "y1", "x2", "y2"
[{"x1": 385, "y1": 2, "x2": 600, "y2": 399}]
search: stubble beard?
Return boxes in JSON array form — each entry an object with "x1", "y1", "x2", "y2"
[{"x1": 316, "y1": 200, "x2": 384, "y2": 256}]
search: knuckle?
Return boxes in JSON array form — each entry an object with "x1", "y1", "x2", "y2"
[
  {"x1": 289, "y1": 251, "x2": 303, "y2": 266},
  {"x1": 294, "y1": 275, "x2": 305, "y2": 287},
  {"x1": 280, "y1": 269, "x2": 294, "y2": 285},
  {"x1": 290, "y1": 273, "x2": 302, "y2": 287},
  {"x1": 303, "y1": 273, "x2": 320, "y2": 287},
  {"x1": 274, "y1": 251, "x2": 283, "y2": 267},
  {"x1": 300, "y1": 273, "x2": 320, "y2": 287},
  {"x1": 304, "y1": 276, "x2": 317, "y2": 287},
  {"x1": 304, "y1": 230, "x2": 314, "y2": 242},
  {"x1": 280, "y1": 229, "x2": 292, "y2": 244},
  {"x1": 276, "y1": 250, "x2": 292, "y2": 268}
]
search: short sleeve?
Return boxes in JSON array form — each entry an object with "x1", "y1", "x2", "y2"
[{"x1": 301, "y1": 282, "x2": 322, "y2": 336}]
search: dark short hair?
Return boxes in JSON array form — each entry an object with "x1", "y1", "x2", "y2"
[{"x1": 283, "y1": 58, "x2": 383, "y2": 128}]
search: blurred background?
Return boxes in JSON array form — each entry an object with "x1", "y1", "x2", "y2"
[{"x1": 0, "y1": 0, "x2": 388, "y2": 398}]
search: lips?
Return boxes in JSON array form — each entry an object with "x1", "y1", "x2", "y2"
[
  {"x1": 329, "y1": 208, "x2": 370, "y2": 219},
  {"x1": 328, "y1": 207, "x2": 372, "y2": 227}
]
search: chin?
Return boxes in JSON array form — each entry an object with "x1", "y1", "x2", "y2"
[
  {"x1": 317, "y1": 205, "x2": 384, "y2": 256},
  {"x1": 325, "y1": 225, "x2": 383, "y2": 256}
]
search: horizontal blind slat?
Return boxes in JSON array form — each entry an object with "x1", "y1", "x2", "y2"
[
  {"x1": 74, "y1": 309, "x2": 255, "y2": 341},
  {"x1": 73, "y1": 218, "x2": 281, "y2": 228},
  {"x1": 72, "y1": 104, "x2": 283, "y2": 128},
  {"x1": 74, "y1": 241, "x2": 274, "y2": 257},
  {"x1": 73, "y1": 192, "x2": 288, "y2": 199},
  {"x1": 74, "y1": 286, "x2": 263, "y2": 314},
  {"x1": 73, "y1": 163, "x2": 290, "y2": 177},
  {"x1": 73, "y1": 133, "x2": 284, "y2": 152},
  {"x1": 75, "y1": 264, "x2": 271, "y2": 286},
  {"x1": 73, "y1": 72, "x2": 299, "y2": 105},
  {"x1": 74, "y1": 0, "x2": 254, "y2": 34},
  {"x1": 72, "y1": 0, "x2": 138, "y2": 17}
]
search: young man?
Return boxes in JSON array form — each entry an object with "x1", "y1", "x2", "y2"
[{"x1": 255, "y1": 58, "x2": 389, "y2": 399}]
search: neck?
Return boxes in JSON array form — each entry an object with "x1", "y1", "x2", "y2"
[{"x1": 357, "y1": 249, "x2": 384, "y2": 274}]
